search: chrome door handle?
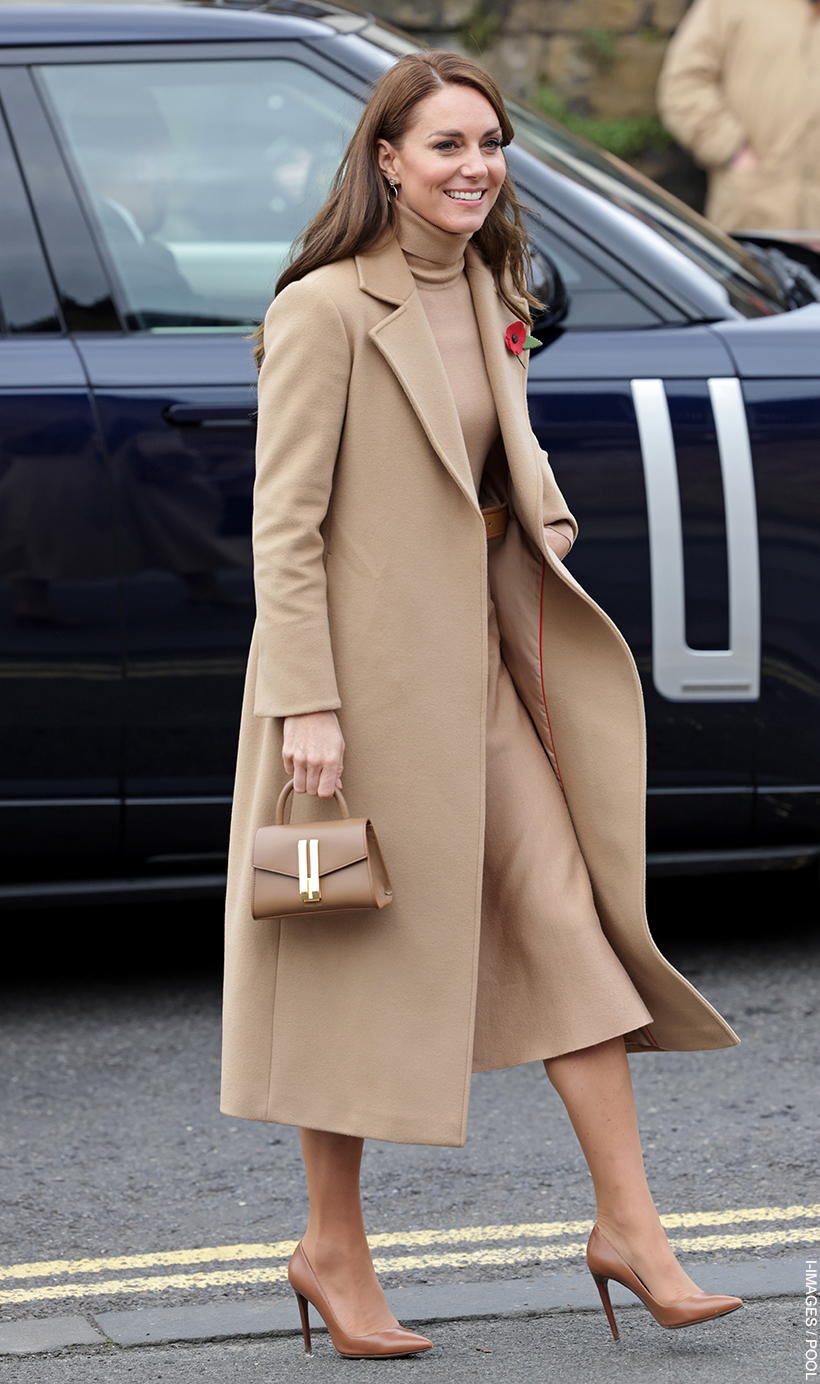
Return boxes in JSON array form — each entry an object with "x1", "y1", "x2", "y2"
[{"x1": 631, "y1": 376, "x2": 760, "y2": 703}]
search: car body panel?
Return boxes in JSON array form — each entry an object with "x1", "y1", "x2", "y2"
[
  {"x1": 0, "y1": 338, "x2": 124, "y2": 878},
  {"x1": 0, "y1": 3, "x2": 818, "y2": 902},
  {"x1": 0, "y1": 3, "x2": 327, "y2": 46},
  {"x1": 712, "y1": 304, "x2": 820, "y2": 378},
  {"x1": 744, "y1": 380, "x2": 820, "y2": 816},
  {"x1": 527, "y1": 327, "x2": 736, "y2": 382}
]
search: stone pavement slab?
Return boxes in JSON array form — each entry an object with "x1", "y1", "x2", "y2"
[
  {"x1": 0, "y1": 1316, "x2": 105, "y2": 1356},
  {"x1": 93, "y1": 1297, "x2": 295, "y2": 1347}
]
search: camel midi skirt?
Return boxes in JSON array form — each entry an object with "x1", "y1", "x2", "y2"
[{"x1": 472, "y1": 595, "x2": 653, "y2": 1072}]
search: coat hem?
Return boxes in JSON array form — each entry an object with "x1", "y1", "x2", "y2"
[{"x1": 219, "y1": 1103, "x2": 469, "y2": 1149}]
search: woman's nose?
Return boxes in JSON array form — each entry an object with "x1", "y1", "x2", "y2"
[{"x1": 459, "y1": 146, "x2": 488, "y2": 178}]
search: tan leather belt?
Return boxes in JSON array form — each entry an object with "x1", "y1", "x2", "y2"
[{"x1": 482, "y1": 502, "x2": 508, "y2": 541}]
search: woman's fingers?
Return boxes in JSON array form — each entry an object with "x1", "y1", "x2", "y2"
[
  {"x1": 544, "y1": 523, "x2": 572, "y2": 561},
  {"x1": 305, "y1": 757, "x2": 323, "y2": 797},
  {"x1": 282, "y1": 711, "x2": 345, "y2": 798},
  {"x1": 318, "y1": 759, "x2": 343, "y2": 798}
]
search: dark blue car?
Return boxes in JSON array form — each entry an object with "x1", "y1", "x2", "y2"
[{"x1": 1, "y1": 1, "x2": 819, "y2": 906}]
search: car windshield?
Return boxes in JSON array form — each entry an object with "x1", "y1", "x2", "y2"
[{"x1": 507, "y1": 98, "x2": 786, "y2": 318}]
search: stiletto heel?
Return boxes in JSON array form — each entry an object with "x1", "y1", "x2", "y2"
[
  {"x1": 590, "y1": 1270, "x2": 620, "y2": 1342},
  {"x1": 288, "y1": 1241, "x2": 432, "y2": 1359},
  {"x1": 586, "y1": 1225, "x2": 742, "y2": 1337},
  {"x1": 294, "y1": 1288, "x2": 312, "y2": 1354}
]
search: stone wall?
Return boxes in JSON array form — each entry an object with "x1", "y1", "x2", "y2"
[
  {"x1": 370, "y1": 0, "x2": 691, "y2": 115},
  {"x1": 366, "y1": 0, "x2": 704, "y2": 206}
]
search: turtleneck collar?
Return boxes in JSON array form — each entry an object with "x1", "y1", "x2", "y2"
[{"x1": 393, "y1": 199, "x2": 471, "y2": 291}]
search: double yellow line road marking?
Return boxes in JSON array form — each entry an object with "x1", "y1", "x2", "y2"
[{"x1": 2, "y1": 1203, "x2": 818, "y2": 1307}]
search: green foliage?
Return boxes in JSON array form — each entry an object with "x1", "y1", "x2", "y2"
[
  {"x1": 458, "y1": 3, "x2": 501, "y2": 56},
  {"x1": 579, "y1": 27, "x2": 617, "y2": 69},
  {"x1": 535, "y1": 84, "x2": 572, "y2": 123},
  {"x1": 534, "y1": 82, "x2": 673, "y2": 162}
]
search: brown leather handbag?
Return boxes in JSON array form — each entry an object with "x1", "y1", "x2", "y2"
[{"x1": 252, "y1": 779, "x2": 393, "y2": 920}]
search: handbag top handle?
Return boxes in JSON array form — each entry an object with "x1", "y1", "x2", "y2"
[{"x1": 275, "y1": 778, "x2": 351, "y2": 825}]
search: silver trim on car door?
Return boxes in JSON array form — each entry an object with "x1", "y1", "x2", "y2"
[{"x1": 631, "y1": 376, "x2": 760, "y2": 702}]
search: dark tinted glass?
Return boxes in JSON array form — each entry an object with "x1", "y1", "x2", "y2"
[
  {"x1": 528, "y1": 225, "x2": 661, "y2": 330},
  {"x1": 0, "y1": 106, "x2": 60, "y2": 334},
  {"x1": 40, "y1": 59, "x2": 361, "y2": 331},
  {"x1": 0, "y1": 68, "x2": 120, "y2": 332}
]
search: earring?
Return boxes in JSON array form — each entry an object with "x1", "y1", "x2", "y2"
[{"x1": 387, "y1": 177, "x2": 399, "y2": 199}]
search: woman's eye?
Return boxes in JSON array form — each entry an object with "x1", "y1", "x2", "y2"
[{"x1": 432, "y1": 137, "x2": 503, "y2": 153}]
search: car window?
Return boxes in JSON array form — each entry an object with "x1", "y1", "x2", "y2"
[
  {"x1": 527, "y1": 222, "x2": 662, "y2": 330},
  {"x1": 38, "y1": 59, "x2": 363, "y2": 332},
  {"x1": 0, "y1": 107, "x2": 60, "y2": 334}
]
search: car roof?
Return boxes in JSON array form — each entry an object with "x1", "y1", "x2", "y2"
[{"x1": 0, "y1": 3, "x2": 328, "y2": 46}]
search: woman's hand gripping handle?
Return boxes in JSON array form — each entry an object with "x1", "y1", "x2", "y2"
[{"x1": 282, "y1": 711, "x2": 345, "y2": 798}]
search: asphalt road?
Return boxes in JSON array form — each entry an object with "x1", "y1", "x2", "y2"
[
  {"x1": 1, "y1": 867, "x2": 817, "y2": 1380},
  {"x1": 1, "y1": 1297, "x2": 793, "y2": 1384}
]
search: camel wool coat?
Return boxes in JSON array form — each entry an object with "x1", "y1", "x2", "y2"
[
  {"x1": 220, "y1": 230, "x2": 738, "y2": 1148},
  {"x1": 658, "y1": 0, "x2": 820, "y2": 232}
]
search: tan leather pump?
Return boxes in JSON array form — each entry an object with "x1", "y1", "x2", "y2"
[
  {"x1": 288, "y1": 1241, "x2": 433, "y2": 1358},
  {"x1": 586, "y1": 1224, "x2": 742, "y2": 1341}
]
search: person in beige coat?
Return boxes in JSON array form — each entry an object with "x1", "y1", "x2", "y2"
[
  {"x1": 658, "y1": 0, "x2": 820, "y2": 233},
  {"x1": 221, "y1": 50, "x2": 743, "y2": 1359}
]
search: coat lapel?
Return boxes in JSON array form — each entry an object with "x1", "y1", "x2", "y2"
[
  {"x1": 357, "y1": 237, "x2": 478, "y2": 508},
  {"x1": 465, "y1": 246, "x2": 545, "y2": 551},
  {"x1": 357, "y1": 234, "x2": 546, "y2": 539}
]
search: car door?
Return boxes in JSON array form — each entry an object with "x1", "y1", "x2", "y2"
[
  {"x1": 523, "y1": 212, "x2": 758, "y2": 858},
  {"x1": 27, "y1": 43, "x2": 364, "y2": 873},
  {"x1": 0, "y1": 81, "x2": 124, "y2": 889},
  {"x1": 711, "y1": 311, "x2": 820, "y2": 856}
]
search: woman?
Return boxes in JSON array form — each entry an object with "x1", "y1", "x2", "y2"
[{"x1": 222, "y1": 50, "x2": 742, "y2": 1358}]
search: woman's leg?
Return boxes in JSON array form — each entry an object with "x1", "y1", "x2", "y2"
[
  {"x1": 299, "y1": 1128, "x2": 399, "y2": 1334},
  {"x1": 544, "y1": 1036, "x2": 702, "y2": 1302}
]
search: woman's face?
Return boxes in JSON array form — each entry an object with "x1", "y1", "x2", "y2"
[{"x1": 377, "y1": 84, "x2": 506, "y2": 235}]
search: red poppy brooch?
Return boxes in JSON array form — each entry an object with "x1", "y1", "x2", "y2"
[{"x1": 505, "y1": 320, "x2": 541, "y2": 365}]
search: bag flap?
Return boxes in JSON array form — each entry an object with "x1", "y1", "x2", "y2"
[{"x1": 253, "y1": 819, "x2": 369, "y2": 878}]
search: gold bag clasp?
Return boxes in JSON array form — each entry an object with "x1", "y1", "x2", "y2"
[{"x1": 298, "y1": 838, "x2": 321, "y2": 903}]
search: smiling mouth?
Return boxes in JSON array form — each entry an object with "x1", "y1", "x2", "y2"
[{"x1": 444, "y1": 189, "x2": 486, "y2": 202}]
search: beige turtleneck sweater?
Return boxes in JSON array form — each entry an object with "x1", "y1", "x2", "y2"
[
  {"x1": 394, "y1": 201, "x2": 499, "y2": 495},
  {"x1": 392, "y1": 203, "x2": 574, "y2": 558}
]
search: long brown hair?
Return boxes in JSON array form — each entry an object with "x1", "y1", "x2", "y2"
[{"x1": 253, "y1": 50, "x2": 540, "y2": 369}]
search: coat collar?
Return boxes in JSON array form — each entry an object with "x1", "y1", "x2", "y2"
[
  {"x1": 356, "y1": 229, "x2": 413, "y2": 308},
  {"x1": 357, "y1": 233, "x2": 544, "y2": 541}
]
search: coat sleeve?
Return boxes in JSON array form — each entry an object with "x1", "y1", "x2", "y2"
[
  {"x1": 657, "y1": 0, "x2": 747, "y2": 170},
  {"x1": 252, "y1": 276, "x2": 351, "y2": 719}
]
